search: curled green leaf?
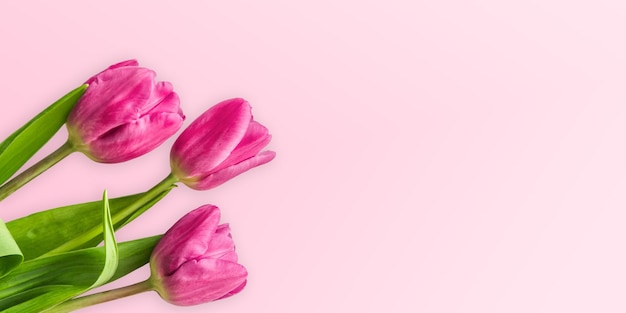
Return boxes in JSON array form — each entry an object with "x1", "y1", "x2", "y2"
[
  {"x1": 0, "y1": 220, "x2": 22, "y2": 279},
  {"x1": 90, "y1": 190, "x2": 118, "y2": 289}
]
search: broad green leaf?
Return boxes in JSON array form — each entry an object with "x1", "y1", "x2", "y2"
[
  {"x1": 0, "y1": 194, "x2": 119, "y2": 312},
  {"x1": 0, "y1": 285, "x2": 84, "y2": 313},
  {"x1": 0, "y1": 236, "x2": 160, "y2": 299},
  {"x1": 0, "y1": 85, "x2": 87, "y2": 186},
  {"x1": 0, "y1": 189, "x2": 164, "y2": 312},
  {"x1": 6, "y1": 188, "x2": 171, "y2": 261},
  {"x1": 0, "y1": 236, "x2": 160, "y2": 310},
  {"x1": 0, "y1": 220, "x2": 22, "y2": 279}
]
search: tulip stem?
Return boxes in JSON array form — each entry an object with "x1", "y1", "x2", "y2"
[
  {"x1": 47, "y1": 280, "x2": 153, "y2": 312},
  {"x1": 111, "y1": 173, "x2": 179, "y2": 226},
  {"x1": 0, "y1": 141, "x2": 74, "y2": 202},
  {"x1": 42, "y1": 173, "x2": 179, "y2": 256}
]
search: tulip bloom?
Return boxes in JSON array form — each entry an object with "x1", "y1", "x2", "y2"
[
  {"x1": 150, "y1": 205, "x2": 247, "y2": 305},
  {"x1": 0, "y1": 60, "x2": 185, "y2": 202},
  {"x1": 46, "y1": 205, "x2": 247, "y2": 311},
  {"x1": 170, "y1": 98, "x2": 275, "y2": 190},
  {"x1": 67, "y1": 60, "x2": 184, "y2": 163}
]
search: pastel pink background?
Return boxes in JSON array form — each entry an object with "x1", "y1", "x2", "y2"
[{"x1": 1, "y1": 1, "x2": 626, "y2": 312}]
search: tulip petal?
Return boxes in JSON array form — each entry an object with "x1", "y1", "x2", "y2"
[
  {"x1": 68, "y1": 67, "x2": 156, "y2": 143},
  {"x1": 170, "y1": 98, "x2": 252, "y2": 178},
  {"x1": 193, "y1": 150, "x2": 276, "y2": 190},
  {"x1": 218, "y1": 280, "x2": 247, "y2": 300},
  {"x1": 142, "y1": 81, "x2": 182, "y2": 118},
  {"x1": 213, "y1": 121, "x2": 272, "y2": 173},
  {"x1": 159, "y1": 259, "x2": 247, "y2": 306},
  {"x1": 107, "y1": 59, "x2": 139, "y2": 69},
  {"x1": 85, "y1": 99, "x2": 184, "y2": 163},
  {"x1": 84, "y1": 59, "x2": 139, "y2": 84},
  {"x1": 214, "y1": 224, "x2": 232, "y2": 237},
  {"x1": 205, "y1": 224, "x2": 237, "y2": 262},
  {"x1": 151, "y1": 205, "x2": 221, "y2": 277}
]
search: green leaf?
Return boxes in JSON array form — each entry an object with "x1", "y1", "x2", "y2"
[
  {"x1": 90, "y1": 190, "x2": 118, "y2": 289},
  {"x1": 0, "y1": 285, "x2": 84, "y2": 313},
  {"x1": 0, "y1": 236, "x2": 160, "y2": 300},
  {"x1": 0, "y1": 190, "x2": 163, "y2": 312},
  {"x1": 0, "y1": 236, "x2": 160, "y2": 312},
  {"x1": 0, "y1": 220, "x2": 22, "y2": 279},
  {"x1": 0, "y1": 85, "x2": 87, "y2": 186},
  {"x1": 6, "y1": 189, "x2": 171, "y2": 261},
  {"x1": 0, "y1": 195, "x2": 160, "y2": 312},
  {"x1": 0, "y1": 194, "x2": 118, "y2": 312}
]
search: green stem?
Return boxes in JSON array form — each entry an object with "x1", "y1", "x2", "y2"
[
  {"x1": 42, "y1": 173, "x2": 179, "y2": 256},
  {"x1": 47, "y1": 280, "x2": 153, "y2": 312},
  {"x1": 0, "y1": 141, "x2": 74, "y2": 202}
]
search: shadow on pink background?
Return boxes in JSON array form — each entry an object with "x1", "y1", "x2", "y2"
[{"x1": 1, "y1": 1, "x2": 626, "y2": 312}]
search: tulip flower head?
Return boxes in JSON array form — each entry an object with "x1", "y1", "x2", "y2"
[
  {"x1": 150, "y1": 205, "x2": 247, "y2": 306},
  {"x1": 170, "y1": 98, "x2": 275, "y2": 190},
  {"x1": 66, "y1": 60, "x2": 184, "y2": 163}
]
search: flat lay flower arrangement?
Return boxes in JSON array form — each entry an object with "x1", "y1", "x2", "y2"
[{"x1": 0, "y1": 60, "x2": 275, "y2": 312}]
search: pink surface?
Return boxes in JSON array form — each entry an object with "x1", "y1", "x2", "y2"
[{"x1": 1, "y1": 1, "x2": 626, "y2": 312}]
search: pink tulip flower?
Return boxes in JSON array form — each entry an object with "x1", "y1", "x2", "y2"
[
  {"x1": 66, "y1": 60, "x2": 184, "y2": 163},
  {"x1": 170, "y1": 98, "x2": 275, "y2": 190},
  {"x1": 150, "y1": 205, "x2": 247, "y2": 306}
]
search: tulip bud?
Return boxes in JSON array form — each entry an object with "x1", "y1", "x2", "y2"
[
  {"x1": 170, "y1": 98, "x2": 275, "y2": 190},
  {"x1": 150, "y1": 205, "x2": 247, "y2": 306},
  {"x1": 66, "y1": 60, "x2": 185, "y2": 163}
]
